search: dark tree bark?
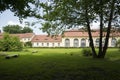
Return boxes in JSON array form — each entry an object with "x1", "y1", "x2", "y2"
[
  {"x1": 102, "y1": 0, "x2": 116, "y2": 58},
  {"x1": 98, "y1": 0, "x2": 103, "y2": 58},
  {"x1": 85, "y1": 9, "x2": 97, "y2": 58}
]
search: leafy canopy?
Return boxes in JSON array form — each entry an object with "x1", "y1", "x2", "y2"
[
  {"x1": 0, "y1": 33, "x2": 23, "y2": 51},
  {"x1": 0, "y1": 0, "x2": 39, "y2": 19},
  {"x1": 3, "y1": 25, "x2": 33, "y2": 34},
  {"x1": 40, "y1": 0, "x2": 120, "y2": 33},
  {"x1": 38, "y1": 0, "x2": 120, "y2": 58}
]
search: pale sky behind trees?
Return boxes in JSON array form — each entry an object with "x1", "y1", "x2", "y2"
[
  {"x1": 0, "y1": 10, "x2": 46, "y2": 34},
  {"x1": 0, "y1": 0, "x2": 99, "y2": 34}
]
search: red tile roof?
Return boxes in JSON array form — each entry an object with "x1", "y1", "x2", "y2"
[
  {"x1": 32, "y1": 35, "x2": 62, "y2": 42},
  {"x1": 63, "y1": 30, "x2": 98, "y2": 37},
  {"x1": 63, "y1": 30, "x2": 120, "y2": 37},
  {"x1": 0, "y1": 33, "x2": 35, "y2": 39},
  {"x1": 11, "y1": 33, "x2": 35, "y2": 39}
]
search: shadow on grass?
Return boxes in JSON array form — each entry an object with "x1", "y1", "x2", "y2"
[{"x1": 0, "y1": 53, "x2": 120, "y2": 80}]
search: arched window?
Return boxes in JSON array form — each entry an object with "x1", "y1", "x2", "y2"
[
  {"x1": 111, "y1": 38, "x2": 117, "y2": 47},
  {"x1": 65, "y1": 39, "x2": 70, "y2": 47},
  {"x1": 81, "y1": 39, "x2": 86, "y2": 47},
  {"x1": 47, "y1": 43, "x2": 49, "y2": 47},
  {"x1": 74, "y1": 39, "x2": 79, "y2": 47},
  {"x1": 102, "y1": 38, "x2": 105, "y2": 47},
  {"x1": 95, "y1": 38, "x2": 99, "y2": 47}
]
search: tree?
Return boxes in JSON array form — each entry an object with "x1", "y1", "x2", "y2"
[
  {"x1": 0, "y1": 33, "x2": 23, "y2": 51},
  {"x1": 0, "y1": 0, "x2": 39, "y2": 19},
  {"x1": 24, "y1": 41, "x2": 32, "y2": 47},
  {"x1": 3, "y1": 25, "x2": 33, "y2": 34},
  {"x1": 116, "y1": 39, "x2": 120, "y2": 50},
  {"x1": 38, "y1": 0, "x2": 120, "y2": 58},
  {"x1": 3, "y1": 25, "x2": 22, "y2": 34},
  {"x1": 22, "y1": 27, "x2": 33, "y2": 33}
]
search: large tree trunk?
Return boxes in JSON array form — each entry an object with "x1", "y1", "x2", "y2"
[
  {"x1": 98, "y1": 0, "x2": 103, "y2": 58},
  {"x1": 85, "y1": 9, "x2": 97, "y2": 58},
  {"x1": 102, "y1": 0, "x2": 116, "y2": 58}
]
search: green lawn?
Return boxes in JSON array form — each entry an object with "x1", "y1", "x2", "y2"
[{"x1": 0, "y1": 48, "x2": 120, "y2": 80}]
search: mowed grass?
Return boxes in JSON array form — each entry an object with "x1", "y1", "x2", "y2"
[{"x1": 0, "y1": 48, "x2": 120, "y2": 80}]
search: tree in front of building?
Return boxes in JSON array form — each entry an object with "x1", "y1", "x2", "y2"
[
  {"x1": 3, "y1": 25, "x2": 33, "y2": 34},
  {"x1": 37, "y1": 0, "x2": 120, "y2": 58},
  {"x1": 116, "y1": 39, "x2": 120, "y2": 50},
  {"x1": 24, "y1": 41, "x2": 32, "y2": 48},
  {"x1": 0, "y1": 0, "x2": 39, "y2": 19},
  {"x1": 0, "y1": 33, "x2": 23, "y2": 51}
]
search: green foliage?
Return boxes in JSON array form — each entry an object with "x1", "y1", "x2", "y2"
[
  {"x1": 3, "y1": 25, "x2": 22, "y2": 34},
  {"x1": 82, "y1": 48, "x2": 92, "y2": 56},
  {"x1": 3, "y1": 25, "x2": 33, "y2": 34},
  {"x1": 0, "y1": 48, "x2": 120, "y2": 80},
  {"x1": 24, "y1": 41, "x2": 32, "y2": 48},
  {"x1": 0, "y1": 0, "x2": 39, "y2": 18},
  {"x1": 116, "y1": 39, "x2": 120, "y2": 50},
  {"x1": 0, "y1": 33, "x2": 23, "y2": 51},
  {"x1": 38, "y1": 0, "x2": 120, "y2": 58},
  {"x1": 22, "y1": 27, "x2": 33, "y2": 33}
]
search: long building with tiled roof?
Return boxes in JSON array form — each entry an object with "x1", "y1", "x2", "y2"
[
  {"x1": 32, "y1": 35, "x2": 62, "y2": 47},
  {"x1": 31, "y1": 30, "x2": 120, "y2": 47},
  {"x1": 0, "y1": 30, "x2": 120, "y2": 47}
]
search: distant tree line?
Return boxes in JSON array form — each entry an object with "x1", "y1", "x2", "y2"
[{"x1": 3, "y1": 25, "x2": 33, "y2": 34}]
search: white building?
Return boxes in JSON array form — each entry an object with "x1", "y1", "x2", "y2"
[
  {"x1": 11, "y1": 33, "x2": 35, "y2": 43},
  {"x1": 0, "y1": 33, "x2": 35, "y2": 43},
  {"x1": 32, "y1": 35, "x2": 62, "y2": 47},
  {"x1": 31, "y1": 30, "x2": 120, "y2": 47},
  {"x1": 0, "y1": 30, "x2": 120, "y2": 47}
]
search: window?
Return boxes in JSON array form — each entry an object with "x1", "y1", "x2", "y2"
[
  {"x1": 42, "y1": 43, "x2": 44, "y2": 46},
  {"x1": 111, "y1": 38, "x2": 117, "y2": 47},
  {"x1": 74, "y1": 39, "x2": 79, "y2": 47},
  {"x1": 52, "y1": 43, "x2": 54, "y2": 47},
  {"x1": 81, "y1": 39, "x2": 86, "y2": 47},
  {"x1": 95, "y1": 38, "x2": 99, "y2": 47},
  {"x1": 24, "y1": 38, "x2": 26, "y2": 41},
  {"x1": 55, "y1": 38, "x2": 58, "y2": 40},
  {"x1": 65, "y1": 39, "x2": 70, "y2": 47},
  {"x1": 45, "y1": 38, "x2": 48, "y2": 40},
  {"x1": 37, "y1": 43, "x2": 39, "y2": 46},
  {"x1": 58, "y1": 43, "x2": 60, "y2": 47},
  {"x1": 28, "y1": 38, "x2": 30, "y2": 41},
  {"x1": 47, "y1": 43, "x2": 49, "y2": 47}
]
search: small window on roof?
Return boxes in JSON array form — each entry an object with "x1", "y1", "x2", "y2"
[
  {"x1": 55, "y1": 38, "x2": 58, "y2": 40},
  {"x1": 45, "y1": 38, "x2": 48, "y2": 40},
  {"x1": 36, "y1": 38, "x2": 39, "y2": 40}
]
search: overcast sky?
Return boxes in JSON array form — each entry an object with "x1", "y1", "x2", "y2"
[
  {"x1": 0, "y1": 1, "x2": 99, "y2": 34},
  {"x1": 0, "y1": 0, "x2": 47, "y2": 34},
  {"x1": 0, "y1": 10, "x2": 46, "y2": 34}
]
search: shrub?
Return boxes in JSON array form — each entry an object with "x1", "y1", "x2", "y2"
[
  {"x1": 0, "y1": 33, "x2": 23, "y2": 51},
  {"x1": 82, "y1": 48, "x2": 92, "y2": 56},
  {"x1": 24, "y1": 41, "x2": 32, "y2": 47}
]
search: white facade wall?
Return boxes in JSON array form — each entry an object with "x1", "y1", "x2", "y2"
[
  {"x1": 32, "y1": 37, "x2": 120, "y2": 47},
  {"x1": 21, "y1": 35, "x2": 35, "y2": 43},
  {"x1": 21, "y1": 38, "x2": 30, "y2": 42},
  {"x1": 62, "y1": 37, "x2": 90, "y2": 47},
  {"x1": 32, "y1": 42, "x2": 61, "y2": 47}
]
